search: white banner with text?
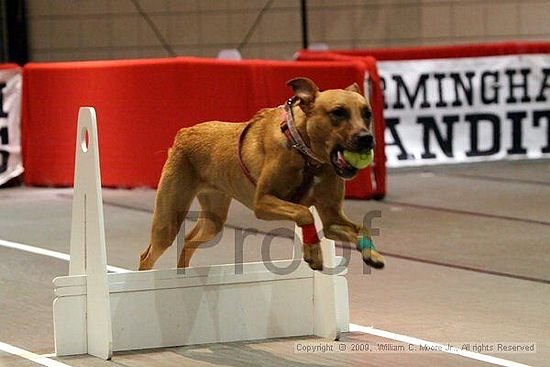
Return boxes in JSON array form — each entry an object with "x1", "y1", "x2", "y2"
[
  {"x1": 0, "y1": 67, "x2": 23, "y2": 185},
  {"x1": 379, "y1": 54, "x2": 550, "y2": 167}
]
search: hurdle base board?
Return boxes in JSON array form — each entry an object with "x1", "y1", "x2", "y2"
[{"x1": 53, "y1": 259, "x2": 349, "y2": 355}]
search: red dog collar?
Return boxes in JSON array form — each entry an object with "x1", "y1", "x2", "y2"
[
  {"x1": 280, "y1": 98, "x2": 324, "y2": 165},
  {"x1": 237, "y1": 99, "x2": 323, "y2": 203}
]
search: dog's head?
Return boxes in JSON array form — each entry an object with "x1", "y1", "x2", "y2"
[{"x1": 287, "y1": 77, "x2": 374, "y2": 180}]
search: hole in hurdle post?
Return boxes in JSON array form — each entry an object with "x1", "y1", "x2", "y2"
[{"x1": 80, "y1": 127, "x2": 89, "y2": 153}]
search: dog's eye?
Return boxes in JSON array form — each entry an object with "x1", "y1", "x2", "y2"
[
  {"x1": 330, "y1": 107, "x2": 348, "y2": 121},
  {"x1": 362, "y1": 108, "x2": 372, "y2": 121}
]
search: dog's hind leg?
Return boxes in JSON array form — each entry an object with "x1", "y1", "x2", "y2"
[
  {"x1": 177, "y1": 190, "x2": 231, "y2": 268},
  {"x1": 139, "y1": 149, "x2": 199, "y2": 270}
]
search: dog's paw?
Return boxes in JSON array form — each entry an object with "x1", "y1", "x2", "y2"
[
  {"x1": 361, "y1": 248, "x2": 385, "y2": 269},
  {"x1": 303, "y1": 243, "x2": 323, "y2": 271},
  {"x1": 308, "y1": 259, "x2": 323, "y2": 271},
  {"x1": 357, "y1": 236, "x2": 385, "y2": 269}
]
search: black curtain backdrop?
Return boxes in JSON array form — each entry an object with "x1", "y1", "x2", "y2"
[{"x1": 1, "y1": 0, "x2": 28, "y2": 64}]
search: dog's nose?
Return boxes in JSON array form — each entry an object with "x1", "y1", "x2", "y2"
[{"x1": 353, "y1": 132, "x2": 374, "y2": 151}]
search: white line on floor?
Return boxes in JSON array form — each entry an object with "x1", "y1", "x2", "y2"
[
  {"x1": 39, "y1": 353, "x2": 57, "y2": 358},
  {"x1": 0, "y1": 341, "x2": 73, "y2": 367},
  {"x1": 0, "y1": 237, "x2": 535, "y2": 367},
  {"x1": 349, "y1": 323, "x2": 532, "y2": 367},
  {"x1": 0, "y1": 238, "x2": 130, "y2": 273}
]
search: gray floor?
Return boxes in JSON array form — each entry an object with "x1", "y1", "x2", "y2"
[{"x1": 0, "y1": 160, "x2": 549, "y2": 366}]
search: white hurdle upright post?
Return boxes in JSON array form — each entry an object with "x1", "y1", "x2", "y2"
[
  {"x1": 295, "y1": 209, "x2": 349, "y2": 341},
  {"x1": 52, "y1": 107, "x2": 349, "y2": 360},
  {"x1": 61, "y1": 107, "x2": 113, "y2": 359}
]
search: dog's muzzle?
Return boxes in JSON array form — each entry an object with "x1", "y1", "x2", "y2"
[
  {"x1": 330, "y1": 133, "x2": 375, "y2": 180},
  {"x1": 352, "y1": 131, "x2": 375, "y2": 152},
  {"x1": 330, "y1": 146, "x2": 358, "y2": 180}
]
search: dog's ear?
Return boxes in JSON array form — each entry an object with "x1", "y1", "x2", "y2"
[
  {"x1": 345, "y1": 82, "x2": 361, "y2": 94},
  {"x1": 286, "y1": 77, "x2": 319, "y2": 112}
]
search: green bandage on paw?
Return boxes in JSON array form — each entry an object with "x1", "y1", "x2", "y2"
[
  {"x1": 343, "y1": 149, "x2": 374, "y2": 169},
  {"x1": 357, "y1": 236, "x2": 377, "y2": 252}
]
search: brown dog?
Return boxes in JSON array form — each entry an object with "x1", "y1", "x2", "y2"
[{"x1": 138, "y1": 77, "x2": 385, "y2": 271}]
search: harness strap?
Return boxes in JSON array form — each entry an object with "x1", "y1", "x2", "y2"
[
  {"x1": 237, "y1": 122, "x2": 256, "y2": 186},
  {"x1": 290, "y1": 161, "x2": 318, "y2": 203}
]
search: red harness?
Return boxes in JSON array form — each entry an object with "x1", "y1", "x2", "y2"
[{"x1": 237, "y1": 99, "x2": 323, "y2": 204}]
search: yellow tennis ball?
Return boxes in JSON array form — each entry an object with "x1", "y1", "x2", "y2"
[{"x1": 343, "y1": 149, "x2": 374, "y2": 169}]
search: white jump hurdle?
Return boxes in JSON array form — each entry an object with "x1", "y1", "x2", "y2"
[{"x1": 52, "y1": 107, "x2": 350, "y2": 360}]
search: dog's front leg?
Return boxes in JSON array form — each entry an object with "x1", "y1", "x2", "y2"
[
  {"x1": 253, "y1": 174, "x2": 323, "y2": 270},
  {"x1": 254, "y1": 193, "x2": 323, "y2": 270},
  {"x1": 316, "y1": 203, "x2": 385, "y2": 269}
]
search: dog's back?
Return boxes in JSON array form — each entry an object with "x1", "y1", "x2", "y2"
[{"x1": 169, "y1": 107, "x2": 282, "y2": 207}]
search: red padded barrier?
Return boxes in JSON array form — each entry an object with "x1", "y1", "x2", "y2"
[
  {"x1": 0, "y1": 63, "x2": 20, "y2": 70},
  {"x1": 300, "y1": 41, "x2": 550, "y2": 61},
  {"x1": 22, "y1": 57, "x2": 383, "y2": 199}
]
